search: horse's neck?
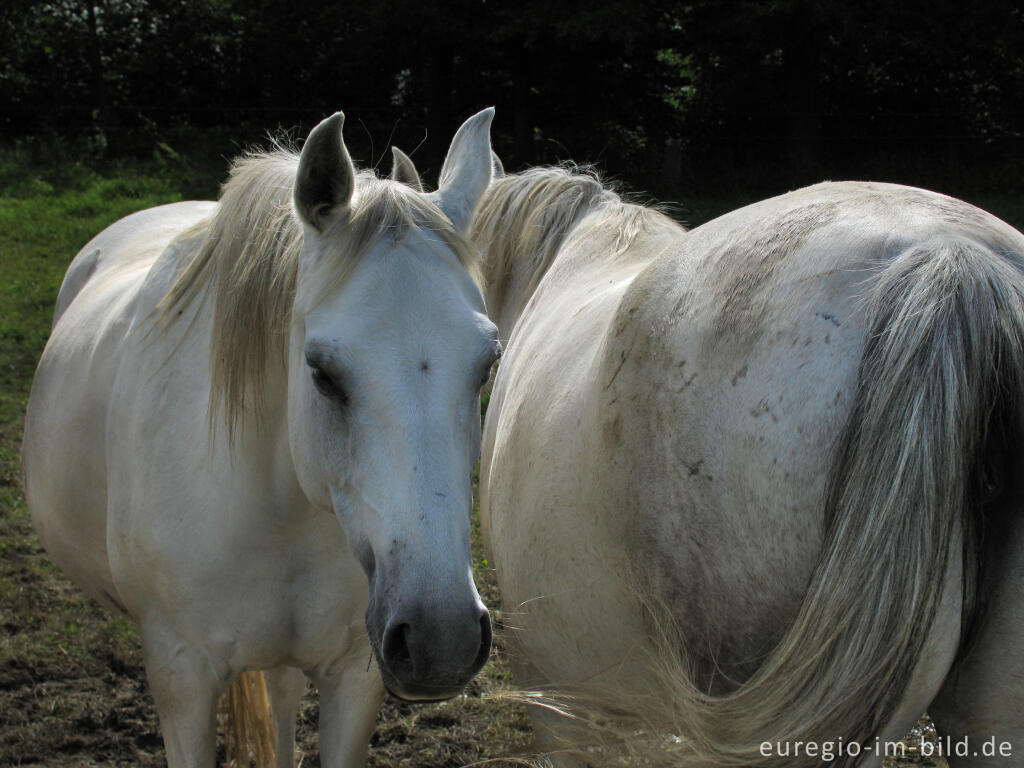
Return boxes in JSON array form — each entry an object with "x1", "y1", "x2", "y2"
[
  {"x1": 480, "y1": 208, "x2": 601, "y2": 343},
  {"x1": 186, "y1": 299, "x2": 302, "y2": 511},
  {"x1": 484, "y1": 253, "x2": 538, "y2": 344},
  {"x1": 481, "y1": 205, "x2": 674, "y2": 343},
  {"x1": 224, "y1": 365, "x2": 309, "y2": 514}
]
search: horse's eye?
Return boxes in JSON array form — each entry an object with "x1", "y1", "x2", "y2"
[
  {"x1": 479, "y1": 347, "x2": 502, "y2": 388},
  {"x1": 311, "y1": 366, "x2": 347, "y2": 404}
]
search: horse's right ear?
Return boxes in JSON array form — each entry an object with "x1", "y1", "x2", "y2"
[
  {"x1": 295, "y1": 111, "x2": 356, "y2": 232},
  {"x1": 391, "y1": 146, "x2": 424, "y2": 192},
  {"x1": 428, "y1": 107, "x2": 495, "y2": 231}
]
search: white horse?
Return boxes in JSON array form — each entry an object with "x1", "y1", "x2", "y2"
[
  {"x1": 22, "y1": 107, "x2": 502, "y2": 768},
  {"x1": 470, "y1": 166, "x2": 1024, "y2": 767}
]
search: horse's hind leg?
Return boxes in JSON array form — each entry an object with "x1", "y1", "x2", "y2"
[
  {"x1": 929, "y1": 499, "x2": 1024, "y2": 767},
  {"x1": 265, "y1": 665, "x2": 307, "y2": 768}
]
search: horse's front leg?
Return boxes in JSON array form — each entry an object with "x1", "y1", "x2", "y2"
[
  {"x1": 265, "y1": 665, "x2": 308, "y2": 768},
  {"x1": 311, "y1": 651, "x2": 385, "y2": 768},
  {"x1": 141, "y1": 620, "x2": 227, "y2": 768}
]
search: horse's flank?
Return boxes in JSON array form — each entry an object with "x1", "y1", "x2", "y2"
[{"x1": 159, "y1": 150, "x2": 481, "y2": 435}]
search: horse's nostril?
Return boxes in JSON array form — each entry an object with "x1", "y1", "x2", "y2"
[
  {"x1": 474, "y1": 611, "x2": 493, "y2": 671},
  {"x1": 382, "y1": 622, "x2": 413, "y2": 671}
]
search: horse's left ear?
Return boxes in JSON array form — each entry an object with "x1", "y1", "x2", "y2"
[
  {"x1": 491, "y1": 150, "x2": 505, "y2": 179},
  {"x1": 429, "y1": 107, "x2": 495, "y2": 231},
  {"x1": 295, "y1": 111, "x2": 356, "y2": 232}
]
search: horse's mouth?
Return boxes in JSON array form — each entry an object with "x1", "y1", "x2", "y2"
[{"x1": 380, "y1": 672, "x2": 465, "y2": 703}]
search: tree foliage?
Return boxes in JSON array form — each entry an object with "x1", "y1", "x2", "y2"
[{"x1": 2, "y1": 0, "x2": 1023, "y2": 195}]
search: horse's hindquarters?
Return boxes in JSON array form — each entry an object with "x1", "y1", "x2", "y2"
[{"x1": 481, "y1": 177, "x2": 1024, "y2": 766}]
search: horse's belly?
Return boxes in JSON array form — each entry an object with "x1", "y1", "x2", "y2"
[
  {"x1": 483, "y1": 296, "x2": 657, "y2": 688},
  {"x1": 25, "y1": 266, "x2": 154, "y2": 611},
  {"x1": 486, "y1": 446, "x2": 655, "y2": 689}
]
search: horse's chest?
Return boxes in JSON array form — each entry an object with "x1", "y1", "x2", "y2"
[
  {"x1": 231, "y1": 530, "x2": 368, "y2": 669},
  {"x1": 111, "y1": 499, "x2": 369, "y2": 670}
]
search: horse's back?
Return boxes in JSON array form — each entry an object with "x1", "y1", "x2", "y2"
[
  {"x1": 24, "y1": 201, "x2": 215, "y2": 611},
  {"x1": 53, "y1": 201, "x2": 215, "y2": 324}
]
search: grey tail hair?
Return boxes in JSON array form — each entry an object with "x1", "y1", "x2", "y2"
[
  {"x1": 585, "y1": 237, "x2": 1024, "y2": 766},
  {"x1": 691, "y1": 236, "x2": 1024, "y2": 765}
]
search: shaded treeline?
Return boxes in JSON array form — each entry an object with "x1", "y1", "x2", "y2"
[{"x1": 2, "y1": 0, "x2": 1023, "y2": 197}]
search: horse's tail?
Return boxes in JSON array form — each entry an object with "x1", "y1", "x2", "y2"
[
  {"x1": 622, "y1": 237, "x2": 1024, "y2": 766},
  {"x1": 223, "y1": 670, "x2": 276, "y2": 768}
]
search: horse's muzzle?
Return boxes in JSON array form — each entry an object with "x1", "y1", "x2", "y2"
[{"x1": 374, "y1": 605, "x2": 492, "y2": 701}]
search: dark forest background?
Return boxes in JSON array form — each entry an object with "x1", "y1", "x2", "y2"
[{"x1": 3, "y1": 0, "x2": 1024, "y2": 202}]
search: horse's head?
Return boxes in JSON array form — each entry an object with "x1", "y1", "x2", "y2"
[{"x1": 287, "y1": 109, "x2": 500, "y2": 700}]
